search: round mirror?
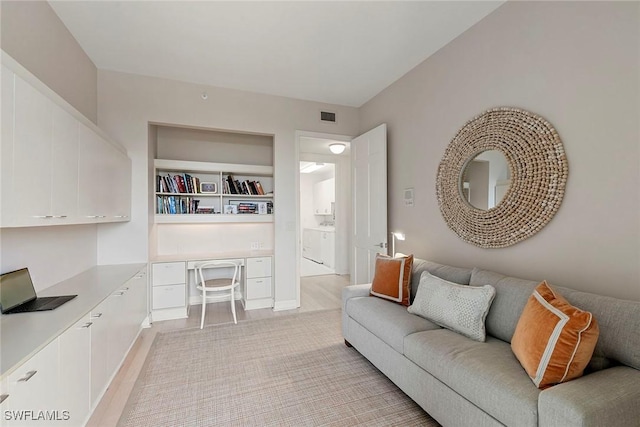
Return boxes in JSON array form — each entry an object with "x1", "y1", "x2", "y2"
[
  {"x1": 460, "y1": 150, "x2": 511, "y2": 210},
  {"x1": 436, "y1": 107, "x2": 568, "y2": 248}
]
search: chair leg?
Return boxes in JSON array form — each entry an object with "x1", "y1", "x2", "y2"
[
  {"x1": 200, "y1": 290, "x2": 206, "y2": 329},
  {"x1": 230, "y1": 286, "x2": 237, "y2": 324}
]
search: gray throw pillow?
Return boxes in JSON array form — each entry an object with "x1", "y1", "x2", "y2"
[{"x1": 408, "y1": 271, "x2": 496, "y2": 342}]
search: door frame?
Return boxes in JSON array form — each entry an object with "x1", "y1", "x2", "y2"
[{"x1": 294, "y1": 130, "x2": 353, "y2": 308}]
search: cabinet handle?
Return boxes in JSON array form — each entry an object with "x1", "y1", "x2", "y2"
[
  {"x1": 32, "y1": 215, "x2": 53, "y2": 219},
  {"x1": 52, "y1": 215, "x2": 67, "y2": 218},
  {"x1": 0, "y1": 394, "x2": 8, "y2": 404},
  {"x1": 81, "y1": 322, "x2": 93, "y2": 328},
  {"x1": 17, "y1": 371, "x2": 37, "y2": 382},
  {"x1": 92, "y1": 312, "x2": 103, "y2": 318},
  {"x1": 85, "y1": 215, "x2": 107, "y2": 218},
  {"x1": 113, "y1": 292, "x2": 125, "y2": 296},
  {"x1": 114, "y1": 215, "x2": 129, "y2": 218}
]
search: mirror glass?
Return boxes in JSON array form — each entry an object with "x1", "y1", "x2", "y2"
[{"x1": 460, "y1": 150, "x2": 511, "y2": 210}]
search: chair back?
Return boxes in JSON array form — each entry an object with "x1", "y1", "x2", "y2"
[{"x1": 195, "y1": 260, "x2": 240, "y2": 287}]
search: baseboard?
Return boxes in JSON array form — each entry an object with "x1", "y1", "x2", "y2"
[{"x1": 273, "y1": 299, "x2": 299, "y2": 311}]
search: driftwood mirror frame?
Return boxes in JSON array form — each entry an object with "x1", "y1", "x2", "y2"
[{"x1": 436, "y1": 107, "x2": 568, "y2": 248}]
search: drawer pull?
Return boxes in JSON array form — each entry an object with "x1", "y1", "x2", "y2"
[
  {"x1": 81, "y1": 322, "x2": 93, "y2": 328},
  {"x1": 113, "y1": 292, "x2": 125, "y2": 296},
  {"x1": 32, "y1": 215, "x2": 53, "y2": 219},
  {"x1": 0, "y1": 394, "x2": 8, "y2": 404},
  {"x1": 52, "y1": 215, "x2": 67, "y2": 218},
  {"x1": 92, "y1": 313, "x2": 103, "y2": 318},
  {"x1": 18, "y1": 371, "x2": 37, "y2": 382},
  {"x1": 122, "y1": 287, "x2": 129, "y2": 291}
]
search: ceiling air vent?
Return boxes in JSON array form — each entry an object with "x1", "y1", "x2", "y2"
[{"x1": 320, "y1": 111, "x2": 336, "y2": 123}]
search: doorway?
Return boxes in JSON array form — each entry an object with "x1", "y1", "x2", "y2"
[{"x1": 295, "y1": 132, "x2": 352, "y2": 307}]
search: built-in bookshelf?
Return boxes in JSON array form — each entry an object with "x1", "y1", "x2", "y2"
[{"x1": 154, "y1": 159, "x2": 274, "y2": 223}]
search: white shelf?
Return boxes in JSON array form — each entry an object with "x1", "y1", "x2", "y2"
[
  {"x1": 155, "y1": 214, "x2": 273, "y2": 224},
  {"x1": 154, "y1": 159, "x2": 273, "y2": 223}
]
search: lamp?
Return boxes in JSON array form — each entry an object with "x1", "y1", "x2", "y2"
[
  {"x1": 390, "y1": 232, "x2": 405, "y2": 257},
  {"x1": 329, "y1": 143, "x2": 346, "y2": 154}
]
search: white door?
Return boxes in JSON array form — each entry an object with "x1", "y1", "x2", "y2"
[{"x1": 352, "y1": 124, "x2": 388, "y2": 284}]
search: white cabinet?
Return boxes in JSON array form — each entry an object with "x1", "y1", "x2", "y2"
[
  {"x1": 1, "y1": 340, "x2": 59, "y2": 427},
  {"x1": 90, "y1": 267, "x2": 147, "y2": 408},
  {"x1": 243, "y1": 256, "x2": 273, "y2": 310},
  {"x1": 302, "y1": 229, "x2": 322, "y2": 263},
  {"x1": 320, "y1": 231, "x2": 335, "y2": 269},
  {"x1": 151, "y1": 262, "x2": 187, "y2": 321},
  {"x1": 90, "y1": 298, "x2": 111, "y2": 405},
  {"x1": 313, "y1": 178, "x2": 335, "y2": 215},
  {"x1": 58, "y1": 315, "x2": 92, "y2": 427},
  {"x1": 0, "y1": 58, "x2": 130, "y2": 228}
]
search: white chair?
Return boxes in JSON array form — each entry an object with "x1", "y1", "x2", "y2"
[{"x1": 195, "y1": 260, "x2": 241, "y2": 328}]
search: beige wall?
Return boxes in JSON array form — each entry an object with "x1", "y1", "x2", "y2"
[
  {"x1": 96, "y1": 70, "x2": 359, "y2": 307},
  {"x1": 360, "y1": 1, "x2": 640, "y2": 300},
  {"x1": 0, "y1": 0, "x2": 97, "y2": 122}
]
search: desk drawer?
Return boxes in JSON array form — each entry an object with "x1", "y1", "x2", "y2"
[
  {"x1": 152, "y1": 284, "x2": 186, "y2": 309},
  {"x1": 246, "y1": 257, "x2": 272, "y2": 279},
  {"x1": 152, "y1": 262, "x2": 185, "y2": 286},
  {"x1": 246, "y1": 277, "x2": 272, "y2": 300}
]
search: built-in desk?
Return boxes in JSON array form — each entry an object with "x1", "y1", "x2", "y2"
[{"x1": 149, "y1": 251, "x2": 274, "y2": 321}]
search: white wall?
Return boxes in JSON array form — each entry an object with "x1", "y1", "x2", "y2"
[
  {"x1": 96, "y1": 70, "x2": 359, "y2": 308},
  {"x1": 0, "y1": 225, "x2": 97, "y2": 291},
  {"x1": 360, "y1": 1, "x2": 640, "y2": 300}
]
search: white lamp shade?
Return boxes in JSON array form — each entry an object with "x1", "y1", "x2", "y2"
[{"x1": 329, "y1": 143, "x2": 346, "y2": 154}]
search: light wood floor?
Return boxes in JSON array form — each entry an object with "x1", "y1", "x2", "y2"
[{"x1": 87, "y1": 274, "x2": 349, "y2": 427}]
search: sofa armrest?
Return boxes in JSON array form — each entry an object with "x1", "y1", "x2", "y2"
[
  {"x1": 538, "y1": 366, "x2": 640, "y2": 427},
  {"x1": 342, "y1": 284, "x2": 371, "y2": 340},
  {"x1": 342, "y1": 284, "x2": 372, "y2": 310}
]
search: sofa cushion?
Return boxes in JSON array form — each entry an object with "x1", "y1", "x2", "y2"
[
  {"x1": 470, "y1": 268, "x2": 539, "y2": 343},
  {"x1": 370, "y1": 254, "x2": 413, "y2": 306},
  {"x1": 404, "y1": 329, "x2": 540, "y2": 426},
  {"x1": 410, "y1": 258, "x2": 473, "y2": 303},
  {"x1": 511, "y1": 281, "x2": 599, "y2": 389},
  {"x1": 408, "y1": 272, "x2": 495, "y2": 342},
  {"x1": 345, "y1": 296, "x2": 440, "y2": 353},
  {"x1": 555, "y1": 286, "x2": 640, "y2": 371}
]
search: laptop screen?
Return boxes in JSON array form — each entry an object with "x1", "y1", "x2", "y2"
[{"x1": 0, "y1": 268, "x2": 37, "y2": 313}]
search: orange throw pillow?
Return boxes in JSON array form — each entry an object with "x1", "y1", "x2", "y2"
[
  {"x1": 370, "y1": 254, "x2": 414, "y2": 306},
  {"x1": 511, "y1": 281, "x2": 599, "y2": 389}
]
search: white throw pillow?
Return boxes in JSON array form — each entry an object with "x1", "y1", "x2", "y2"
[{"x1": 408, "y1": 271, "x2": 496, "y2": 342}]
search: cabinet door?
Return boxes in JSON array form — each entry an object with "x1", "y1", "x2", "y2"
[
  {"x1": 1, "y1": 65, "x2": 15, "y2": 227},
  {"x1": 321, "y1": 232, "x2": 335, "y2": 268},
  {"x1": 50, "y1": 105, "x2": 79, "y2": 223},
  {"x1": 107, "y1": 288, "x2": 129, "y2": 376},
  {"x1": 78, "y1": 124, "x2": 108, "y2": 221},
  {"x1": 58, "y1": 316, "x2": 91, "y2": 427},
  {"x1": 12, "y1": 75, "x2": 53, "y2": 225},
  {"x1": 2, "y1": 340, "x2": 59, "y2": 427},
  {"x1": 90, "y1": 301, "x2": 110, "y2": 405},
  {"x1": 111, "y1": 148, "x2": 131, "y2": 221}
]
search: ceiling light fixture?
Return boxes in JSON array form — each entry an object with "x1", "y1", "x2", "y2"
[{"x1": 329, "y1": 143, "x2": 346, "y2": 154}]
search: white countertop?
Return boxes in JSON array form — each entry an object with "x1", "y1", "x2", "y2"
[
  {"x1": 0, "y1": 263, "x2": 146, "y2": 379},
  {"x1": 304, "y1": 226, "x2": 335, "y2": 232},
  {"x1": 150, "y1": 250, "x2": 274, "y2": 263}
]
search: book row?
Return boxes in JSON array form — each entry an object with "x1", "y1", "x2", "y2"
[
  {"x1": 223, "y1": 175, "x2": 267, "y2": 195},
  {"x1": 157, "y1": 196, "x2": 274, "y2": 215},
  {"x1": 157, "y1": 174, "x2": 202, "y2": 194}
]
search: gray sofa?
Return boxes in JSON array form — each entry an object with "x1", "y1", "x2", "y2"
[{"x1": 342, "y1": 258, "x2": 640, "y2": 427}]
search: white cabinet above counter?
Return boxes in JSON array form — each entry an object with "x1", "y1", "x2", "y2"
[{"x1": 0, "y1": 53, "x2": 131, "y2": 228}]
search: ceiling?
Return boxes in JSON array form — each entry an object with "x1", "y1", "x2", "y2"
[{"x1": 49, "y1": 1, "x2": 503, "y2": 107}]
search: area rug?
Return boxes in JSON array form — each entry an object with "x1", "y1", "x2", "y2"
[{"x1": 118, "y1": 309, "x2": 439, "y2": 426}]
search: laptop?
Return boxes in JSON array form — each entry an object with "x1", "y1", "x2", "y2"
[{"x1": 0, "y1": 268, "x2": 77, "y2": 314}]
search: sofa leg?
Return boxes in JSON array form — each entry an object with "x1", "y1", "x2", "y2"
[{"x1": 344, "y1": 339, "x2": 353, "y2": 348}]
